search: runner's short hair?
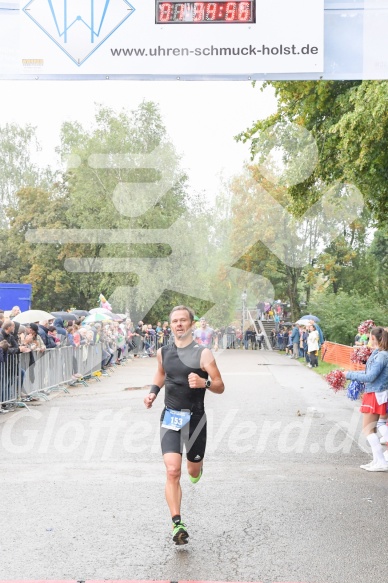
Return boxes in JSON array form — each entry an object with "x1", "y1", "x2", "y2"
[{"x1": 169, "y1": 305, "x2": 195, "y2": 323}]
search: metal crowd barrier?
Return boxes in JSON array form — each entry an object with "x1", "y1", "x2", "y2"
[
  {"x1": 131, "y1": 333, "x2": 171, "y2": 357},
  {"x1": 73, "y1": 344, "x2": 103, "y2": 383},
  {"x1": 0, "y1": 354, "x2": 22, "y2": 407},
  {"x1": 0, "y1": 344, "x2": 104, "y2": 408}
]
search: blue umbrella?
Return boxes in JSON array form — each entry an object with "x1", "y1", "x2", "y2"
[{"x1": 301, "y1": 314, "x2": 320, "y2": 322}]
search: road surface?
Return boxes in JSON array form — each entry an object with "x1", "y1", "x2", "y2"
[{"x1": 0, "y1": 349, "x2": 387, "y2": 583}]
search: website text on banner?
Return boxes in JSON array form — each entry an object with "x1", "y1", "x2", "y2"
[{"x1": 0, "y1": 0, "x2": 324, "y2": 76}]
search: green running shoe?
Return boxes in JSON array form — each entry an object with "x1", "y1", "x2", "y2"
[
  {"x1": 189, "y1": 467, "x2": 203, "y2": 484},
  {"x1": 172, "y1": 521, "x2": 189, "y2": 545}
]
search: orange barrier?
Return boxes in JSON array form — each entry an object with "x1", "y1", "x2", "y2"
[{"x1": 321, "y1": 341, "x2": 366, "y2": 371}]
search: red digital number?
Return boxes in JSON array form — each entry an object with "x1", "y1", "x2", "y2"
[
  {"x1": 194, "y1": 2, "x2": 205, "y2": 21},
  {"x1": 206, "y1": 2, "x2": 217, "y2": 20},
  {"x1": 173, "y1": 3, "x2": 186, "y2": 20},
  {"x1": 238, "y1": 1, "x2": 251, "y2": 21},
  {"x1": 225, "y1": 2, "x2": 237, "y2": 20},
  {"x1": 159, "y1": 2, "x2": 172, "y2": 22}
]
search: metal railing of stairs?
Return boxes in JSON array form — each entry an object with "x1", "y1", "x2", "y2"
[{"x1": 247, "y1": 310, "x2": 273, "y2": 351}]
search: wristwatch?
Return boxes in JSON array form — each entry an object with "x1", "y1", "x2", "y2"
[{"x1": 205, "y1": 379, "x2": 212, "y2": 389}]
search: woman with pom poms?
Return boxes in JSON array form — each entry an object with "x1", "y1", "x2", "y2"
[{"x1": 345, "y1": 327, "x2": 388, "y2": 472}]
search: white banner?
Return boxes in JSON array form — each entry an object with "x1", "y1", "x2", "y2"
[{"x1": 0, "y1": 0, "x2": 324, "y2": 77}]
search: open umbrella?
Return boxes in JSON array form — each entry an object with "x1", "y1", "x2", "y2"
[
  {"x1": 301, "y1": 314, "x2": 320, "y2": 322},
  {"x1": 12, "y1": 309, "x2": 55, "y2": 324},
  {"x1": 51, "y1": 311, "x2": 78, "y2": 321},
  {"x1": 71, "y1": 310, "x2": 90, "y2": 317},
  {"x1": 89, "y1": 308, "x2": 113, "y2": 316},
  {"x1": 110, "y1": 313, "x2": 124, "y2": 321},
  {"x1": 83, "y1": 313, "x2": 113, "y2": 324}
]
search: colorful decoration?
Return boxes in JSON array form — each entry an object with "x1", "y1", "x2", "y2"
[
  {"x1": 324, "y1": 369, "x2": 347, "y2": 392},
  {"x1": 99, "y1": 293, "x2": 112, "y2": 311},
  {"x1": 357, "y1": 319, "x2": 375, "y2": 334},
  {"x1": 350, "y1": 346, "x2": 372, "y2": 365},
  {"x1": 346, "y1": 380, "x2": 365, "y2": 401}
]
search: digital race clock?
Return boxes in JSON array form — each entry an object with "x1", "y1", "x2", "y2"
[{"x1": 156, "y1": 1, "x2": 256, "y2": 24}]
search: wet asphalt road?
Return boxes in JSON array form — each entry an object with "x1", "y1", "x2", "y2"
[{"x1": 0, "y1": 349, "x2": 387, "y2": 583}]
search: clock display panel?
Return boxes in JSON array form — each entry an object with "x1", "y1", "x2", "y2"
[{"x1": 156, "y1": 1, "x2": 255, "y2": 24}]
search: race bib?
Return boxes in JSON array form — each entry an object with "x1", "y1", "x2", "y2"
[
  {"x1": 162, "y1": 408, "x2": 191, "y2": 431},
  {"x1": 375, "y1": 390, "x2": 388, "y2": 405}
]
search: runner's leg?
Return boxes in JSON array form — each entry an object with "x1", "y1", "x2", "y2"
[{"x1": 163, "y1": 452, "x2": 182, "y2": 517}]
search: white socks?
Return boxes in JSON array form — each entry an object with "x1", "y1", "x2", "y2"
[
  {"x1": 377, "y1": 421, "x2": 388, "y2": 443},
  {"x1": 367, "y1": 433, "x2": 387, "y2": 465}
]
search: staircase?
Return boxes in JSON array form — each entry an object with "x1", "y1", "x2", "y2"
[
  {"x1": 246, "y1": 311, "x2": 274, "y2": 351},
  {"x1": 260, "y1": 320, "x2": 278, "y2": 350}
]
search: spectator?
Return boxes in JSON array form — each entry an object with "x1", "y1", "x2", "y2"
[
  {"x1": 290, "y1": 323, "x2": 300, "y2": 359},
  {"x1": 72, "y1": 324, "x2": 81, "y2": 347},
  {"x1": 162, "y1": 321, "x2": 171, "y2": 346},
  {"x1": 0, "y1": 321, "x2": 30, "y2": 356},
  {"x1": 16, "y1": 324, "x2": 27, "y2": 345},
  {"x1": 0, "y1": 320, "x2": 31, "y2": 400},
  {"x1": 277, "y1": 328, "x2": 284, "y2": 350},
  {"x1": 300, "y1": 326, "x2": 309, "y2": 362},
  {"x1": 38, "y1": 320, "x2": 57, "y2": 349},
  {"x1": 256, "y1": 302, "x2": 264, "y2": 321},
  {"x1": 244, "y1": 327, "x2": 256, "y2": 350},
  {"x1": 285, "y1": 330, "x2": 293, "y2": 355},
  {"x1": 0, "y1": 340, "x2": 10, "y2": 410},
  {"x1": 9, "y1": 306, "x2": 21, "y2": 320},
  {"x1": 307, "y1": 324, "x2": 319, "y2": 368},
  {"x1": 235, "y1": 328, "x2": 242, "y2": 348},
  {"x1": 345, "y1": 327, "x2": 388, "y2": 472},
  {"x1": 23, "y1": 323, "x2": 46, "y2": 353},
  {"x1": 133, "y1": 321, "x2": 145, "y2": 356},
  {"x1": 258, "y1": 331, "x2": 265, "y2": 349},
  {"x1": 53, "y1": 318, "x2": 68, "y2": 344}
]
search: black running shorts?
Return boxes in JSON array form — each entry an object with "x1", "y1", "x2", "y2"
[{"x1": 160, "y1": 409, "x2": 207, "y2": 462}]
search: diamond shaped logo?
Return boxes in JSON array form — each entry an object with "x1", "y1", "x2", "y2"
[{"x1": 23, "y1": 0, "x2": 136, "y2": 66}]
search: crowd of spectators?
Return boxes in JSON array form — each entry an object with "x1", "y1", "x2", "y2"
[{"x1": 0, "y1": 306, "x2": 179, "y2": 410}]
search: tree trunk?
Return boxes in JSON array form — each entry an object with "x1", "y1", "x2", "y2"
[{"x1": 286, "y1": 266, "x2": 302, "y2": 321}]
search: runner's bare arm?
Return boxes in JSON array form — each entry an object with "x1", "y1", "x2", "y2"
[
  {"x1": 188, "y1": 348, "x2": 224, "y2": 394},
  {"x1": 144, "y1": 348, "x2": 166, "y2": 408}
]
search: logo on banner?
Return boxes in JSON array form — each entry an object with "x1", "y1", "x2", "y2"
[{"x1": 23, "y1": 0, "x2": 136, "y2": 66}]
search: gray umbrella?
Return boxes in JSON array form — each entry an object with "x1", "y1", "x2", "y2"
[{"x1": 51, "y1": 311, "x2": 78, "y2": 321}]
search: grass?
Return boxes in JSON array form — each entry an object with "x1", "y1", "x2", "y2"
[{"x1": 279, "y1": 350, "x2": 340, "y2": 377}]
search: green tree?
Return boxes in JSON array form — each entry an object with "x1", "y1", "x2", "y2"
[
  {"x1": 237, "y1": 81, "x2": 388, "y2": 225},
  {"x1": 0, "y1": 123, "x2": 50, "y2": 226},
  {"x1": 308, "y1": 290, "x2": 387, "y2": 345}
]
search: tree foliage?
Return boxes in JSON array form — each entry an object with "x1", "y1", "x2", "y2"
[{"x1": 308, "y1": 290, "x2": 387, "y2": 346}]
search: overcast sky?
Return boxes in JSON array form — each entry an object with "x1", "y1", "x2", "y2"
[{"x1": 0, "y1": 80, "x2": 277, "y2": 201}]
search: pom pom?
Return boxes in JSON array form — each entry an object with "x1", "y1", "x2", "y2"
[
  {"x1": 346, "y1": 380, "x2": 365, "y2": 401},
  {"x1": 357, "y1": 319, "x2": 375, "y2": 334},
  {"x1": 350, "y1": 346, "x2": 372, "y2": 364},
  {"x1": 324, "y1": 369, "x2": 347, "y2": 392}
]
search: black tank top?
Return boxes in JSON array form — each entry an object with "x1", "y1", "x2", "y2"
[{"x1": 161, "y1": 341, "x2": 208, "y2": 413}]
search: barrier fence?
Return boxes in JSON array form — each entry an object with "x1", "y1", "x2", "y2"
[
  {"x1": 0, "y1": 354, "x2": 22, "y2": 406},
  {"x1": 1, "y1": 344, "x2": 104, "y2": 406},
  {"x1": 321, "y1": 341, "x2": 366, "y2": 371}
]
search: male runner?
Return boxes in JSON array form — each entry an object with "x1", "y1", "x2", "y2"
[
  {"x1": 144, "y1": 305, "x2": 224, "y2": 545},
  {"x1": 193, "y1": 317, "x2": 214, "y2": 348}
]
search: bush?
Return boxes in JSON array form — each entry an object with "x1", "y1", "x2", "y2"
[{"x1": 307, "y1": 290, "x2": 387, "y2": 345}]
